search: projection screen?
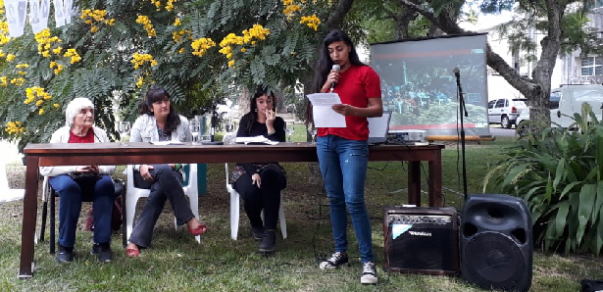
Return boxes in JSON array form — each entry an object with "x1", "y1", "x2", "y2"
[{"x1": 370, "y1": 33, "x2": 491, "y2": 137}]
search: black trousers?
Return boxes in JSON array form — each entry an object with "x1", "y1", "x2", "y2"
[
  {"x1": 129, "y1": 164, "x2": 194, "y2": 248},
  {"x1": 233, "y1": 166, "x2": 286, "y2": 230}
]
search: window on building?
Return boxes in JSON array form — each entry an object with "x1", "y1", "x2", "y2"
[
  {"x1": 581, "y1": 57, "x2": 603, "y2": 76},
  {"x1": 587, "y1": 0, "x2": 603, "y2": 9}
]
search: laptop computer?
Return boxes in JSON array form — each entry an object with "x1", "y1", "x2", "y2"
[{"x1": 367, "y1": 111, "x2": 392, "y2": 145}]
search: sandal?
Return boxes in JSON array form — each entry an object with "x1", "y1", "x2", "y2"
[
  {"x1": 125, "y1": 244, "x2": 140, "y2": 258},
  {"x1": 187, "y1": 224, "x2": 208, "y2": 236}
]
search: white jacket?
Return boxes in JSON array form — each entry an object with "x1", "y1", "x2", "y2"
[
  {"x1": 39, "y1": 126, "x2": 116, "y2": 177},
  {"x1": 130, "y1": 114, "x2": 191, "y2": 171}
]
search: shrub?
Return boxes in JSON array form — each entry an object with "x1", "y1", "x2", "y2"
[{"x1": 484, "y1": 104, "x2": 603, "y2": 255}]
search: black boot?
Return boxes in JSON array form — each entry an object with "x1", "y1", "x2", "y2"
[{"x1": 259, "y1": 230, "x2": 276, "y2": 253}]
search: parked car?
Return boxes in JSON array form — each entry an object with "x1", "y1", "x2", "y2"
[
  {"x1": 487, "y1": 98, "x2": 528, "y2": 128},
  {"x1": 516, "y1": 84, "x2": 603, "y2": 136}
]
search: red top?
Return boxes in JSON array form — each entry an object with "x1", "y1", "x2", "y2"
[
  {"x1": 318, "y1": 65, "x2": 381, "y2": 140},
  {"x1": 68, "y1": 128, "x2": 95, "y2": 143}
]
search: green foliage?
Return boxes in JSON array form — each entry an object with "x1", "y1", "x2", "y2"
[
  {"x1": 484, "y1": 104, "x2": 603, "y2": 255},
  {"x1": 0, "y1": 0, "x2": 332, "y2": 151}
]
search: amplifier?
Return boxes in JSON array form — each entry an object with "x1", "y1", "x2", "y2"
[{"x1": 383, "y1": 206, "x2": 459, "y2": 275}]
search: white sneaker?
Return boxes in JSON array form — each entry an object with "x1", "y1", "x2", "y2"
[{"x1": 360, "y1": 262, "x2": 378, "y2": 284}]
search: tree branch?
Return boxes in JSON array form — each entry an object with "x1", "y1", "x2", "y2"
[
  {"x1": 325, "y1": 0, "x2": 356, "y2": 30},
  {"x1": 397, "y1": 0, "x2": 540, "y2": 95}
]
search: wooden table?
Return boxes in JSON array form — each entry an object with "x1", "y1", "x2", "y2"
[{"x1": 19, "y1": 142, "x2": 444, "y2": 278}]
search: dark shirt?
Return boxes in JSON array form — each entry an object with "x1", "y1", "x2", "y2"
[{"x1": 236, "y1": 113, "x2": 286, "y2": 176}]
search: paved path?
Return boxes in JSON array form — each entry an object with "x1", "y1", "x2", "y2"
[{"x1": 489, "y1": 125, "x2": 517, "y2": 137}]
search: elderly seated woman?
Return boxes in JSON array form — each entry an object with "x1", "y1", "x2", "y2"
[{"x1": 40, "y1": 97, "x2": 116, "y2": 263}]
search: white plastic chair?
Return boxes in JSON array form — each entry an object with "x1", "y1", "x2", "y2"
[
  {"x1": 125, "y1": 164, "x2": 200, "y2": 243},
  {"x1": 0, "y1": 160, "x2": 24, "y2": 204},
  {"x1": 223, "y1": 132, "x2": 287, "y2": 240}
]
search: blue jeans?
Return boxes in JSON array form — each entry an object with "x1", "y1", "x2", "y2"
[
  {"x1": 49, "y1": 174, "x2": 115, "y2": 248},
  {"x1": 316, "y1": 135, "x2": 373, "y2": 263}
]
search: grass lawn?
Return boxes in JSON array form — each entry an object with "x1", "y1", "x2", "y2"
[{"x1": 0, "y1": 136, "x2": 601, "y2": 291}]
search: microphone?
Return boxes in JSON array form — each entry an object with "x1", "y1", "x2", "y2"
[
  {"x1": 330, "y1": 64, "x2": 340, "y2": 92},
  {"x1": 453, "y1": 67, "x2": 460, "y2": 85}
]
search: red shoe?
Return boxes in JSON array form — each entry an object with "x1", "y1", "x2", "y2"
[
  {"x1": 187, "y1": 224, "x2": 207, "y2": 236},
  {"x1": 126, "y1": 245, "x2": 140, "y2": 258}
]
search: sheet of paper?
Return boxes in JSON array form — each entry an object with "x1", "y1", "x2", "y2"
[
  {"x1": 307, "y1": 93, "x2": 346, "y2": 128},
  {"x1": 151, "y1": 141, "x2": 184, "y2": 145},
  {"x1": 307, "y1": 93, "x2": 341, "y2": 106},
  {"x1": 313, "y1": 106, "x2": 346, "y2": 128},
  {"x1": 235, "y1": 135, "x2": 279, "y2": 145}
]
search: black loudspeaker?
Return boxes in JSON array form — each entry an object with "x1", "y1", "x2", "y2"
[
  {"x1": 383, "y1": 206, "x2": 459, "y2": 275},
  {"x1": 461, "y1": 194, "x2": 533, "y2": 292}
]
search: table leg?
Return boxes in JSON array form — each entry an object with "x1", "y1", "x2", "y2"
[
  {"x1": 408, "y1": 162, "x2": 421, "y2": 206},
  {"x1": 19, "y1": 156, "x2": 40, "y2": 278},
  {"x1": 429, "y1": 152, "x2": 443, "y2": 207}
]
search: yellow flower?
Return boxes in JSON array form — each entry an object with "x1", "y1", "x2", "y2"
[
  {"x1": 6, "y1": 53, "x2": 15, "y2": 61},
  {"x1": 36, "y1": 100, "x2": 44, "y2": 106},
  {"x1": 42, "y1": 51, "x2": 51, "y2": 58},
  {"x1": 15, "y1": 63, "x2": 29, "y2": 68},
  {"x1": 228, "y1": 60, "x2": 235, "y2": 67},
  {"x1": 5, "y1": 121, "x2": 25, "y2": 135},
  {"x1": 283, "y1": 4, "x2": 302, "y2": 18},
  {"x1": 178, "y1": 48, "x2": 185, "y2": 54},
  {"x1": 53, "y1": 104, "x2": 59, "y2": 108},
  {"x1": 191, "y1": 38, "x2": 216, "y2": 57},
  {"x1": 10, "y1": 78, "x2": 24, "y2": 86},
  {"x1": 240, "y1": 48, "x2": 246, "y2": 53},
  {"x1": 0, "y1": 76, "x2": 7, "y2": 87},
  {"x1": 300, "y1": 14, "x2": 321, "y2": 31},
  {"x1": 64, "y1": 49, "x2": 82, "y2": 64},
  {"x1": 90, "y1": 26, "x2": 98, "y2": 33},
  {"x1": 136, "y1": 76, "x2": 144, "y2": 88},
  {"x1": 173, "y1": 18, "x2": 181, "y2": 26},
  {"x1": 52, "y1": 46, "x2": 62, "y2": 54},
  {"x1": 50, "y1": 61, "x2": 57, "y2": 68},
  {"x1": 136, "y1": 15, "x2": 156, "y2": 37},
  {"x1": 39, "y1": 108, "x2": 45, "y2": 115},
  {"x1": 131, "y1": 53, "x2": 158, "y2": 69},
  {"x1": 105, "y1": 19, "x2": 115, "y2": 26}
]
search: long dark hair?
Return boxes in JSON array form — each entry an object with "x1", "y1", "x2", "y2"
[
  {"x1": 306, "y1": 29, "x2": 365, "y2": 125},
  {"x1": 243, "y1": 86, "x2": 276, "y2": 134},
  {"x1": 310, "y1": 29, "x2": 365, "y2": 93},
  {"x1": 139, "y1": 86, "x2": 181, "y2": 134}
]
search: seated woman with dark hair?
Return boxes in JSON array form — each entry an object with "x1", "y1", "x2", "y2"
[
  {"x1": 125, "y1": 86, "x2": 207, "y2": 258},
  {"x1": 232, "y1": 86, "x2": 287, "y2": 254},
  {"x1": 40, "y1": 97, "x2": 116, "y2": 263}
]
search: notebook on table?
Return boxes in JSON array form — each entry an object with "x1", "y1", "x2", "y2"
[{"x1": 367, "y1": 111, "x2": 392, "y2": 145}]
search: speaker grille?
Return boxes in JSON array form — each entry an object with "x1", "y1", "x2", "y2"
[{"x1": 464, "y1": 231, "x2": 525, "y2": 290}]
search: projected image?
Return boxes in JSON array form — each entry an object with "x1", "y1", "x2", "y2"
[{"x1": 371, "y1": 34, "x2": 490, "y2": 137}]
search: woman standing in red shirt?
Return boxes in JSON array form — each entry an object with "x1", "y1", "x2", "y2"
[{"x1": 311, "y1": 29, "x2": 383, "y2": 285}]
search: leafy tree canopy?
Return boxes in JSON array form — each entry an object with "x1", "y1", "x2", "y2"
[{"x1": 0, "y1": 0, "x2": 335, "y2": 151}]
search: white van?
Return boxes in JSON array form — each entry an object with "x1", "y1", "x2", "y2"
[{"x1": 516, "y1": 84, "x2": 603, "y2": 136}]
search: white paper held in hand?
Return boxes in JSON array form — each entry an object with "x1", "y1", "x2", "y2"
[{"x1": 306, "y1": 93, "x2": 346, "y2": 128}]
